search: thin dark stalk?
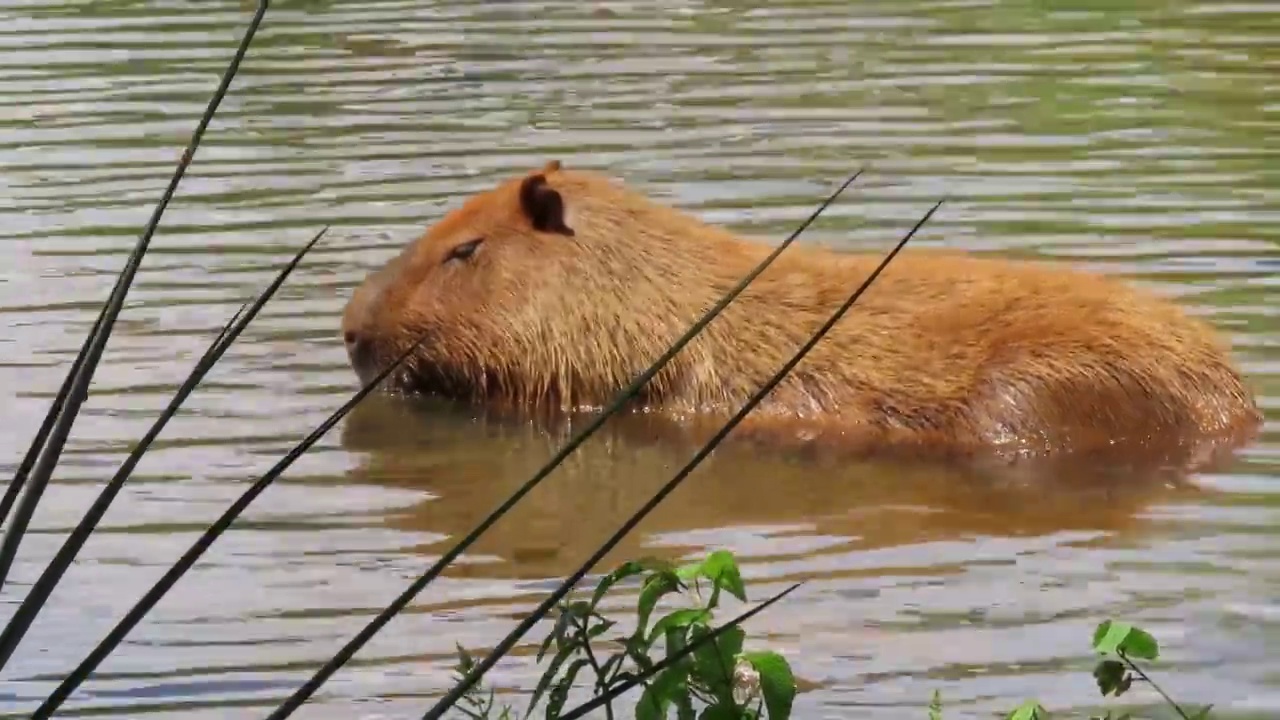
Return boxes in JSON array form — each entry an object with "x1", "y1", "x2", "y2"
[
  {"x1": 0, "y1": 0, "x2": 271, "y2": 600},
  {"x1": 570, "y1": 613, "x2": 615, "y2": 720},
  {"x1": 261, "y1": 169, "x2": 864, "y2": 720},
  {"x1": 556, "y1": 582, "x2": 802, "y2": 720},
  {"x1": 423, "y1": 199, "x2": 945, "y2": 720},
  {"x1": 0, "y1": 309, "x2": 103, "y2": 530},
  {"x1": 1120, "y1": 653, "x2": 1194, "y2": 720},
  {"x1": 0, "y1": 227, "x2": 327, "y2": 672},
  {"x1": 31, "y1": 339, "x2": 423, "y2": 719}
]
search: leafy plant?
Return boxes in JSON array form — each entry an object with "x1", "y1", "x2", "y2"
[
  {"x1": 929, "y1": 690, "x2": 944, "y2": 720},
  {"x1": 453, "y1": 550, "x2": 798, "y2": 720},
  {"x1": 932, "y1": 619, "x2": 1213, "y2": 720},
  {"x1": 446, "y1": 565, "x2": 1219, "y2": 720},
  {"x1": 1087, "y1": 620, "x2": 1211, "y2": 720},
  {"x1": 454, "y1": 643, "x2": 515, "y2": 720}
]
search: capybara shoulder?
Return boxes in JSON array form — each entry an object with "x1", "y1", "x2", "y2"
[{"x1": 341, "y1": 161, "x2": 1262, "y2": 469}]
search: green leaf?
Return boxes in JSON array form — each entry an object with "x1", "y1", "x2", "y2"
[
  {"x1": 699, "y1": 703, "x2": 747, "y2": 720},
  {"x1": 675, "y1": 560, "x2": 702, "y2": 583},
  {"x1": 705, "y1": 580, "x2": 723, "y2": 613},
  {"x1": 525, "y1": 634, "x2": 581, "y2": 719},
  {"x1": 691, "y1": 624, "x2": 745, "y2": 705},
  {"x1": 597, "y1": 652, "x2": 626, "y2": 686},
  {"x1": 1092, "y1": 660, "x2": 1129, "y2": 697},
  {"x1": 1006, "y1": 700, "x2": 1048, "y2": 720},
  {"x1": 663, "y1": 620, "x2": 694, "y2": 666},
  {"x1": 742, "y1": 651, "x2": 796, "y2": 720},
  {"x1": 587, "y1": 618, "x2": 617, "y2": 640},
  {"x1": 563, "y1": 599, "x2": 592, "y2": 619},
  {"x1": 1122, "y1": 626, "x2": 1159, "y2": 660},
  {"x1": 1091, "y1": 621, "x2": 1160, "y2": 661},
  {"x1": 536, "y1": 621, "x2": 559, "y2": 664},
  {"x1": 543, "y1": 606, "x2": 579, "y2": 660},
  {"x1": 1091, "y1": 620, "x2": 1111, "y2": 649},
  {"x1": 624, "y1": 635, "x2": 657, "y2": 674},
  {"x1": 636, "y1": 666, "x2": 691, "y2": 720},
  {"x1": 648, "y1": 608, "x2": 712, "y2": 647},
  {"x1": 455, "y1": 643, "x2": 476, "y2": 674},
  {"x1": 929, "y1": 689, "x2": 943, "y2": 720},
  {"x1": 1117, "y1": 676, "x2": 1132, "y2": 696},
  {"x1": 592, "y1": 557, "x2": 675, "y2": 611},
  {"x1": 638, "y1": 570, "x2": 685, "y2": 638},
  {"x1": 701, "y1": 551, "x2": 748, "y2": 603},
  {"x1": 676, "y1": 551, "x2": 747, "y2": 606},
  {"x1": 611, "y1": 670, "x2": 641, "y2": 688},
  {"x1": 545, "y1": 657, "x2": 590, "y2": 720},
  {"x1": 674, "y1": 684, "x2": 697, "y2": 720}
]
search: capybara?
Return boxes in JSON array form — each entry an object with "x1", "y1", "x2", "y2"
[{"x1": 340, "y1": 160, "x2": 1262, "y2": 469}]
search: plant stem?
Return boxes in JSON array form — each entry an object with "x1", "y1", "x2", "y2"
[
  {"x1": 707, "y1": 633, "x2": 736, "y2": 707},
  {"x1": 1120, "y1": 651, "x2": 1192, "y2": 720},
  {"x1": 558, "y1": 583, "x2": 801, "y2": 720},
  {"x1": 571, "y1": 614, "x2": 615, "y2": 720}
]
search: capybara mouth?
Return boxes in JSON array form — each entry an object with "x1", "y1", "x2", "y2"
[
  {"x1": 345, "y1": 330, "x2": 446, "y2": 397},
  {"x1": 350, "y1": 354, "x2": 436, "y2": 397},
  {"x1": 372, "y1": 355, "x2": 489, "y2": 403},
  {"x1": 345, "y1": 339, "x2": 423, "y2": 396},
  {"x1": 389, "y1": 360, "x2": 578, "y2": 412},
  {"x1": 345, "y1": 334, "x2": 480, "y2": 401},
  {"x1": 399, "y1": 365, "x2": 470, "y2": 399}
]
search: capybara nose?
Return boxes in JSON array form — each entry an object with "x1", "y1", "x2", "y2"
[
  {"x1": 343, "y1": 328, "x2": 382, "y2": 386},
  {"x1": 343, "y1": 329, "x2": 371, "y2": 366}
]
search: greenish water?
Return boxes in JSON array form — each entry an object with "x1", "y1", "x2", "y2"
[{"x1": 0, "y1": 1, "x2": 1277, "y2": 718}]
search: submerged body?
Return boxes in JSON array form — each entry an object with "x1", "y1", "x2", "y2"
[{"x1": 341, "y1": 161, "x2": 1261, "y2": 468}]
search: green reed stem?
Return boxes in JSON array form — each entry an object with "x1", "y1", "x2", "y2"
[
  {"x1": 29, "y1": 330, "x2": 427, "y2": 719},
  {"x1": 0, "y1": 0, "x2": 272, "y2": 604},
  {"x1": 558, "y1": 582, "x2": 803, "y2": 720},
  {"x1": 0, "y1": 227, "x2": 326, "y2": 674},
  {"x1": 261, "y1": 169, "x2": 866, "y2": 720},
  {"x1": 422, "y1": 198, "x2": 945, "y2": 720},
  {"x1": 0, "y1": 309, "x2": 102, "y2": 530}
]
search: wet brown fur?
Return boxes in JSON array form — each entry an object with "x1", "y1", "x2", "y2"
[{"x1": 341, "y1": 161, "x2": 1262, "y2": 469}]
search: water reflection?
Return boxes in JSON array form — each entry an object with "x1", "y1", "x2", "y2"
[{"x1": 338, "y1": 394, "x2": 1211, "y2": 581}]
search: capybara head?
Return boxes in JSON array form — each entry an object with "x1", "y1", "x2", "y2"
[{"x1": 340, "y1": 160, "x2": 743, "y2": 409}]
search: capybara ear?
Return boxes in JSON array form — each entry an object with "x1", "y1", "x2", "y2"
[{"x1": 519, "y1": 173, "x2": 575, "y2": 237}]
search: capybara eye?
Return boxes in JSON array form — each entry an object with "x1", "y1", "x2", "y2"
[{"x1": 444, "y1": 238, "x2": 483, "y2": 264}]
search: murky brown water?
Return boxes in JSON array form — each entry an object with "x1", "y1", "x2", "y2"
[{"x1": 1, "y1": 1, "x2": 1277, "y2": 718}]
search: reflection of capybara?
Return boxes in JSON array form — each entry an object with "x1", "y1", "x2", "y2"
[{"x1": 340, "y1": 160, "x2": 1262, "y2": 467}]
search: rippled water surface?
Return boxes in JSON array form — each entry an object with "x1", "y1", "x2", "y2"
[{"x1": 1, "y1": 1, "x2": 1278, "y2": 718}]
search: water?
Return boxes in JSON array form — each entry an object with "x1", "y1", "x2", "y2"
[{"x1": 1, "y1": 1, "x2": 1277, "y2": 718}]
